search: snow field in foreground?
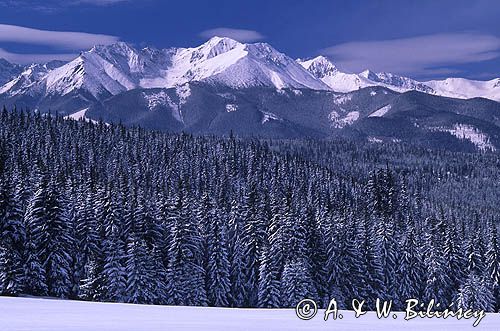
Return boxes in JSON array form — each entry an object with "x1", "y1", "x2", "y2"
[{"x1": 0, "y1": 297, "x2": 499, "y2": 331}]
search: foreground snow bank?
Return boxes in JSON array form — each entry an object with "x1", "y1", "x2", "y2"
[{"x1": 0, "y1": 297, "x2": 498, "y2": 331}]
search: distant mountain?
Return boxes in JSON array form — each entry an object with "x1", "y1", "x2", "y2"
[
  {"x1": 0, "y1": 37, "x2": 327, "y2": 113},
  {"x1": 298, "y1": 56, "x2": 500, "y2": 102},
  {"x1": 425, "y1": 77, "x2": 500, "y2": 101},
  {"x1": 80, "y1": 82, "x2": 500, "y2": 152},
  {"x1": 0, "y1": 38, "x2": 499, "y2": 152}
]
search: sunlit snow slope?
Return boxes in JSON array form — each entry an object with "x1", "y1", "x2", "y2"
[{"x1": 0, "y1": 297, "x2": 497, "y2": 331}]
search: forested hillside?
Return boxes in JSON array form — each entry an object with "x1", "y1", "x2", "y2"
[{"x1": 0, "y1": 109, "x2": 499, "y2": 311}]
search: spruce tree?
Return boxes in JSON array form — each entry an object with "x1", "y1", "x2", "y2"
[
  {"x1": 0, "y1": 175, "x2": 26, "y2": 295},
  {"x1": 166, "y1": 181, "x2": 207, "y2": 306},
  {"x1": 99, "y1": 186, "x2": 127, "y2": 302},
  {"x1": 23, "y1": 172, "x2": 49, "y2": 296},
  {"x1": 125, "y1": 236, "x2": 156, "y2": 304},
  {"x1": 397, "y1": 219, "x2": 425, "y2": 307},
  {"x1": 456, "y1": 274, "x2": 495, "y2": 311},
  {"x1": 206, "y1": 203, "x2": 231, "y2": 307}
]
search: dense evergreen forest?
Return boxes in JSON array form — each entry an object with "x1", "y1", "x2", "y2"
[{"x1": 0, "y1": 108, "x2": 499, "y2": 311}]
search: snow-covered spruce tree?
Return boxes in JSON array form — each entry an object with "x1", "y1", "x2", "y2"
[
  {"x1": 465, "y1": 228, "x2": 486, "y2": 276},
  {"x1": 423, "y1": 216, "x2": 454, "y2": 306},
  {"x1": 153, "y1": 191, "x2": 174, "y2": 300},
  {"x1": 166, "y1": 180, "x2": 207, "y2": 306},
  {"x1": 363, "y1": 170, "x2": 401, "y2": 305},
  {"x1": 455, "y1": 274, "x2": 495, "y2": 311},
  {"x1": 43, "y1": 177, "x2": 75, "y2": 298},
  {"x1": 325, "y1": 212, "x2": 350, "y2": 309},
  {"x1": 74, "y1": 183, "x2": 100, "y2": 296},
  {"x1": 485, "y1": 219, "x2": 500, "y2": 310},
  {"x1": 240, "y1": 184, "x2": 266, "y2": 307},
  {"x1": 375, "y1": 169, "x2": 400, "y2": 302},
  {"x1": 359, "y1": 212, "x2": 385, "y2": 310},
  {"x1": 164, "y1": 189, "x2": 184, "y2": 306},
  {"x1": 98, "y1": 185, "x2": 127, "y2": 302},
  {"x1": 342, "y1": 212, "x2": 369, "y2": 306},
  {"x1": 23, "y1": 171, "x2": 50, "y2": 296},
  {"x1": 306, "y1": 204, "x2": 331, "y2": 308},
  {"x1": 0, "y1": 174, "x2": 26, "y2": 295},
  {"x1": 228, "y1": 197, "x2": 247, "y2": 307},
  {"x1": 257, "y1": 191, "x2": 286, "y2": 308},
  {"x1": 257, "y1": 241, "x2": 281, "y2": 308},
  {"x1": 280, "y1": 204, "x2": 318, "y2": 308},
  {"x1": 206, "y1": 198, "x2": 231, "y2": 307},
  {"x1": 79, "y1": 255, "x2": 103, "y2": 301},
  {"x1": 123, "y1": 186, "x2": 160, "y2": 305},
  {"x1": 396, "y1": 217, "x2": 425, "y2": 308},
  {"x1": 125, "y1": 235, "x2": 157, "y2": 304},
  {"x1": 443, "y1": 215, "x2": 465, "y2": 291}
]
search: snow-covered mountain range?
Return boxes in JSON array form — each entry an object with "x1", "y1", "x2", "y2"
[
  {"x1": 297, "y1": 55, "x2": 500, "y2": 101},
  {"x1": 0, "y1": 37, "x2": 499, "y2": 152},
  {"x1": 0, "y1": 37, "x2": 498, "y2": 104},
  {"x1": 0, "y1": 37, "x2": 328, "y2": 103}
]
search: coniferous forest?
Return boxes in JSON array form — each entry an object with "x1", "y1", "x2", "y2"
[{"x1": 0, "y1": 108, "x2": 499, "y2": 311}]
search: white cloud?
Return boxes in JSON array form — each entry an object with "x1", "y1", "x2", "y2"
[
  {"x1": 199, "y1": 28, "x2": 264, "y2": 43},
  {"x1": 322, "y1": 33, "x2": 500, "y2": 76},
  {"x1": 0, "y1": 48, "x2": 76, "y2": 64},
  {"x1": 0, "y1": 24, "x2": 119, "y2": 50}
]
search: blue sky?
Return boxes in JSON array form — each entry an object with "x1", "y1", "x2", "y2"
[{"x1": 0, "y1": 0, "x2": 499, "y2": 80}]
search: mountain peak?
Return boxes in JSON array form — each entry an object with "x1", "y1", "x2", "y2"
[
  {"x1": 89, "y1": 41, "x2": 138, "y2": 57},
  {"x1": 298, "y1": 56, "x2": 338, "y2": 78},
  {"x1": 205, "y1": 35, "x2": 241, "y2": 44},
  {"x1": 192, "y1": 36, "x2": 244, "y2": 60},
  {"x1": 359, "y1": 69, "x2": 377, "y2": 80}
]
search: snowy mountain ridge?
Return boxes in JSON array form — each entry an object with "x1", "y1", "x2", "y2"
[
  {"x1": 298, "y1": 56, "x2": 500, "y2": 101},
  {"x1": 0, "y1": 37, "x2": 328, "y2": 102},
  {"x1": 1, "y1": 38, "x2": 498, "y2": 104}
]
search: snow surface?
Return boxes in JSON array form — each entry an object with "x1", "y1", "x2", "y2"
[
  {"x1": 429, "y1": 124, "x2": 496, "y2": 151},
  {"x1": 225, "y1": 104, "x2": 238, "y2": 112},
  {"x1": 447, "y1": 124, "x2": 496, "y2": 151},
  {"x1": 143, "y1": 91, "x2": 170, "y2": 111},
  {"x1": 369, "y1": 104, "x2": 392, "y2": 117},
  {"x1": 332, "y1": 111, "x2": 360, "y2": 128},
  {"x1": 0, "y1": 297, "x2": 498, "y2": 331},
  {"x1": 425, "y1": 78, "x2": 500, "y2": 101},
  {"x1": 63, "y1": 108, "x2": 100, "y2": 125},
  {"x1": 65, "y1": 108, "x2": 88, "y2": 120},
  {"x1": 368, "y1": 137, "x2": 384, "y2": 143},
  {"x1": 332, "y1": 94, "x2": 352, "y2": 105},
  {"x1": 142, "y1": 90, "x2": 184, "y2": 122},
  {"x1": 261, "y1": 111, "x2": 281, "y2": 124},
  {"x1": 175, "y1": 83, "x2": 191, "y2": 105}
]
